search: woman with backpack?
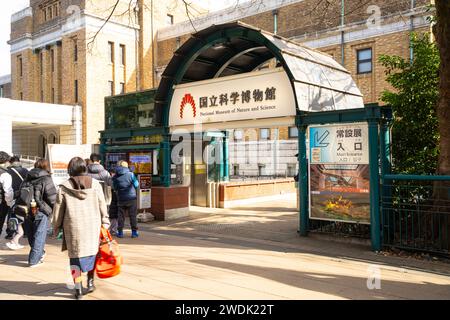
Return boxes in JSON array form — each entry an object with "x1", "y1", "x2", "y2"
[
  {"x1": 22, "y1": 159, "x2": 57, "y2": 267},
  {"x1": 52, "y1": 157, "x2": 110, "y2": 300}
]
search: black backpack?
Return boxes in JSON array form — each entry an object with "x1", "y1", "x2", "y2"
[
  {"x1": 14, "y1": 180, "x2": 35, "y2": 217},
  {"x1": 0, "y1": 167, "x2": 7, "y2": 206}
]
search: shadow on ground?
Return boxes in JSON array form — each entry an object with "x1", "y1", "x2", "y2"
[{"x1": 189, "y1": 259, "x2": 450, "y2": 300}]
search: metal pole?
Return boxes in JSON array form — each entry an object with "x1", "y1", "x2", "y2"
[
  {"x1": 379, "y1": 119, "x2": 392, "y2": 246},
  {"x1": 369, "y1": 119, "x2": 381, "y2": 251},
  {"x1": 298, "y1": 125, "x2": 309, "y2": 236},
  {"x1": 162, "y1": 133, "x2": 171, "y2": 187},
  {"x1": 223, "y1": 132, "x2": 229, "y2": 182}
]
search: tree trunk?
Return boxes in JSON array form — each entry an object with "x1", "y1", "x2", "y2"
[
  {"x1": 434, "y1": 1, "x2": 450, "y2": 178},
  {"x1": 433, "y1": 1, "x2": 450, "y2": 251}
]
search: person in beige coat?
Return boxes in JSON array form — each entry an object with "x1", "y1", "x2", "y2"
[{"x1": 52, "y1": 157, "x2": 110, "y2": 300}]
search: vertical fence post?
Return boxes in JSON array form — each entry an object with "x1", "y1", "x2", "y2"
[
  {"x1": 298, "y1": 124, "x2": 309, "y2": 236},
  {"x1": 162, "y1": 133, "x2": 171, "y2": 187},
  {"x1": 380, "y1": 118, "x2": 393, "y2": 245},
  {"x1": 369, "y1": 119, "x2": 381, "y2": 251},
  {"x1": 223, "y1": 132, "x2": 230, "y2": 182}
]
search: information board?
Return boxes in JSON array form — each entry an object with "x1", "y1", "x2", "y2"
[{"x1": 308, "y1": 123, "x2": 370, "y2": 224}]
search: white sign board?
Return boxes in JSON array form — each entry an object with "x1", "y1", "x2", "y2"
[
  {"x1": 169, "y1": 68, "x2": 296, "y2": 126},
  {"x1": 47, "y1": 144, "x2": 94, "y2": 186},
  {"x1": 308, "y1": 123, "x2": 369, "y2": 165},
  {"x1": 139, "y1": 189, "x2": 151, "y2": 209}
]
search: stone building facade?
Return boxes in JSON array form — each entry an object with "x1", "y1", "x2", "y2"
[
  {"x1": 8, "y1": 0, "x2": 192, "y2": 147},
  {"x1": 8, "y1": 0, "x2": 433, "y2": 170},
  {"x1": 154, "y1": 0, "x2": 432, "y2": 177}
]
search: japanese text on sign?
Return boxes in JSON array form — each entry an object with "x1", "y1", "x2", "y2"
[{"x1": 309, "y1": 123, "x2": 369, "y2": 164}]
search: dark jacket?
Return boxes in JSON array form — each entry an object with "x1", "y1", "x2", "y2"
[
  {"x1": 112, "y1": 166, "x2": 139, "y2": 203},
  {"x1": 8, "y1": 163, "x2": 29, "y2": 198},
  {"x1": 26, "y1": 168, "x2": 57, "y2": 216},
  {"x1": 87, "y1": 163, "x2": 111, "y2": 186}
]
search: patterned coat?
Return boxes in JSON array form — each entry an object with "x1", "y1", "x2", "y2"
[{"x1": 52, "y1": 177, "x2": 110, "y2": 259}]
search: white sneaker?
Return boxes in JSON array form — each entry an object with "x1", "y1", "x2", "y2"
[
  {"x1": 6, "y1": 242, "x2": 22, "y2": 251},
  {"x1": 29, "y1": 261, "x2": 44, "y2": 268}
]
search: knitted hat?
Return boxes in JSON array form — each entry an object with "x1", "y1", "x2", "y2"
[{"x1": 120, "y1": 161, "x2": 129, "y2": 168}]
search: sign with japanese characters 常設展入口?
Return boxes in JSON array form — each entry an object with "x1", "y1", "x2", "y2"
[
  {"x1": 168, "y1": 68, "x2": 296, "y2": 126},
  {"x1": 309, "y1": 123, "x2": 369, "y2": 165},
  {"x1": 308, "y1": 123, "x2": 371, "y2": 224}
]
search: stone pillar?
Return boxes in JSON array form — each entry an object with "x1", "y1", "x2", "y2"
[{"x1": 0, "y1": 116, "x2": 12, "y2": 154}]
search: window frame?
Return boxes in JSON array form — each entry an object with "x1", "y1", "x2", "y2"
[
  {"x1": 166, "y1": 14, "x2": 174, "y2": 26},
  {"x1": 260, "y1": 128, "x2": 270, "y2": 140},
  {"x1": 119, "y1": 44, "x2": 126, "y2": 66},
  {"x1": 288, "y1": 126, "x2": 299, "y2": 139},
  {"x1": 108, "y1": 81, "x2": 114, "y2": 96},
  {"x1": 108, "y1": 41, "x2": 115, "y2": 64},
  {"x1": 356, "y1": 48, "x2": 373, "y2": 75},
  {"x1": 74, "y1": 80, "x2": 79, "y2": 103}
]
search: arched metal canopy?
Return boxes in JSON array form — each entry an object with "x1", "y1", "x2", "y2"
[{"x1": 154, "y1": 21, "x2": 364, "y2": 127}]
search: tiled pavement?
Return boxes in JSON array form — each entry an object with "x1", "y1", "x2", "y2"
[{"x1": 1, "y1": 195, "x2": 450, "y2": 300}]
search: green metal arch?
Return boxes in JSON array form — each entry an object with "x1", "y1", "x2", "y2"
[{"x1": 159, "y1": 26, "x2": 299, "y2": 128}]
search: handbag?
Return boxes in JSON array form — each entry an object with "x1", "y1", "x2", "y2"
[{"x1": 95, "y1": 227, "x2": 123, "y2": 279}]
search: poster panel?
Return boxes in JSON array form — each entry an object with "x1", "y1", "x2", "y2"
[
  {"x1": 129, "y1": 152, "x2": 152, "y2": 174},
  {"x1": 309, "y1": 123, "x2": 369, "y2": 164},
  {"x1": 138, "y1": 174, "x2": 152, "y2": 210},
  {"x1": 47, "y1": 144, "x2": 93, "y2": 186},
  {"x1": 309, "y1": 164, "x2": 370, "y2": 224}
]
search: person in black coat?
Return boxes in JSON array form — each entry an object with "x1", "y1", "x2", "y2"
[
  {"x1": 23, "y1": 159, "x2": 57, "y2": 267},
  {"x1": 5, "y1": 156, "x2": 29, "y2": 240}
]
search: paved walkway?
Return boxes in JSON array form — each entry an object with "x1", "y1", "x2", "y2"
[{"x1": 1, "y1": 195, "x2": 450, "y2": 300}]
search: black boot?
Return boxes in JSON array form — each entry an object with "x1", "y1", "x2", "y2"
[
  {"x1": 75, "y1": 286, "x2": 83, "y2": 300},
  {"x1": 87, "y1": 271, "x2": 96, "y2": 294}
]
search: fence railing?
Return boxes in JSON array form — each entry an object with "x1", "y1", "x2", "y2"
[{"x1": 381, "y1": 174, "x2": 450, "y2": 256}]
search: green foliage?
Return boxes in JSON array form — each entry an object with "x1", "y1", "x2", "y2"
[{"x1": 379, "y1": 34, "x2": 440, "y2": 174}]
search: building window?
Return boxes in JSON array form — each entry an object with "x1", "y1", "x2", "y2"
[
  {"x1": 52, "y1": 88, "x2": 55, "y2": 103},
  {"x1": 74, "y1": 80, "x2": 79, "y2": 103},
  {"x1": 0, "y1": 86, "x2": 3, "y2": 98},
  {"x1": 108, "y1": 42, "x2": 114, "y2": 63},
  {"x1": 40, "y1": 52, "x2": 44, "y2": 75},
  {"x1": 40, "y1": 90, "x2": 44, "y2": 102},
  {"x1": 234, "y1": 130, "x2": 243, "y2": 141},
  {"x1": 260, "y1": 128, "x2": 270, "y2": 140},
  {"x1": 51, "y1": 49, "x2": 55, "y2": 72},
  {"x1": 48, "y1": 6, "x2": 53, "y2": 20},
  {"x1": 119, "y1": 44, "x2": 125, "y2": 65},
  {"x1": 18, "y1": 56, "x2": 23, "y2": 77},
  {"x1": 120, "y1": 82, "x2": 125, "y2": 94},
  {"x1": 166, "y1": 14, "x2": 174, "y2": 25},
  {"x1": 289, "y1": 127, "x2": 298, "y2": 138},
  {"x1": 108, "y1": 81, "x2": 114, "y2": 96},
  {"x1": 357, "y1": 48, "x2": 372, "y2": 74},
  {"x1": 20, "y1": 92, "x2": 23, "y2": 100},
  {"x1": 74, "y1": 42, "x2": 78, "y2": 62}
]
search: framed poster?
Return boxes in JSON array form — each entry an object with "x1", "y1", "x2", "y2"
[
  {"x1": 129, "y1": 152, "x2": 152, "y2": 174},
  {"x1": 308, "y1": 123, "x2": 370, "y2": 224},
  {"x1": 309, "y1": 164, "x2": 370, "y2": 224}
]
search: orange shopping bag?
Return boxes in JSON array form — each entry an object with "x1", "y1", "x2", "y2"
[{"x1": 95, "y1": 227, "x2": 123, "y2": 279}]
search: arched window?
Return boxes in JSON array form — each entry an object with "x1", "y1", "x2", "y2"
[
  {"x1": 48, "y1": 133, "x2": 58, "y2": 144},
  {"x1": 38, "y1": 135, "x2": 47, "y2": 158}
]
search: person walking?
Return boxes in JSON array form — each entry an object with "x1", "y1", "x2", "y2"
[
  {"x1": 108, "y1": 168, "x2": 119, "y2": 236},
  {"x1": 23, "y1": 159, "x2": 57, "y2": 267},
  {"x1": 86, "y1": 153, "x2": 112, "y2": 205},
  {"x1": 0, "y1": 152, "x2": 14, "y2": 239},
  {"x1": 52, "y1": 157, "x2": 109, "y2": 300},
  {"x1": 112, "y1": 161, "x2": 139, "y2": 239},
  {"x1": 5, "y1": 156, "x2": 29, "y2": 249}
]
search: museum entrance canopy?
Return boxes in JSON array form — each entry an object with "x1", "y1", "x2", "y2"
[{"x1": 155, "y1": 21, "x2": 364, "y2": 130}]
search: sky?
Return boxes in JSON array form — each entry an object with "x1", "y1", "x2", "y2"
[{"x1": 0, "y1": 0, "x2": 236, "y2": 77}]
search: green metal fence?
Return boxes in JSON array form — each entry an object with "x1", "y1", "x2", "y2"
[{"x1": 381, "y1": 175, "x2": 450, "y2": 256}]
